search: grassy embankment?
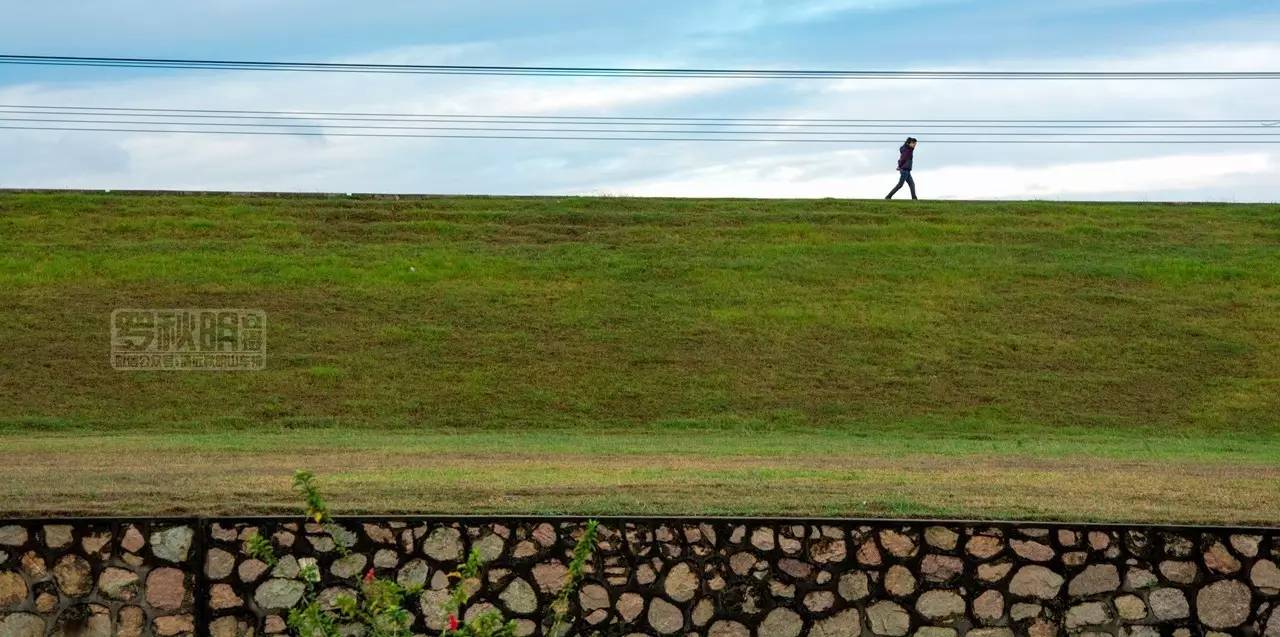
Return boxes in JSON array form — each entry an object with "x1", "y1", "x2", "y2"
[{"x1": 1, "y1": 193, "x2": 1277, "y2": 521}]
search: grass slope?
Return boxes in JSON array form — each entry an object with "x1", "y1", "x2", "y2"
[{"x1": 1, "y1": 192, "x2": 1277, "y2": 521}]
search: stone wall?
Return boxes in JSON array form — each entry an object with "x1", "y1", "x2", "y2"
[{"x1": 1, "y1": 518, "x2": 1278, "y2": 637}]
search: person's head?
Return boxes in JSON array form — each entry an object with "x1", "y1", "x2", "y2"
[{"x1": 906, "y1": 137, "x2": 918, "y2": 148}]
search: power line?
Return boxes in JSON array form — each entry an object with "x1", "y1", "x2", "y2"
[
  {"x1": 2, "y1": 54, "x2": 1278, "y2": 80},
  {"x1": 4, "y1": 117, "x2": 1278, "y2": 137},
  {"x1": 0, "y1": 106, "x2": 1276, "y2": 131},
  {"x1": 5, "y1": 124, "x2": 1280, "y2": 143},
  {"x1": 3, "y1": 104, "x2": 1276, "y2": 124}
]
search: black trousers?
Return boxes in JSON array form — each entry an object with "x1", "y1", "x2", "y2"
[{"x1": 887, "y1": 170, "x2": 917, "y2": 199}]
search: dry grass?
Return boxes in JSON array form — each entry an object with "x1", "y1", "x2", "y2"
[{"x1": 1, "y1": 430, "x2": 1275, "y2": 523}]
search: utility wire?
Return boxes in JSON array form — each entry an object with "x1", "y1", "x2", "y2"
[
  {"x1": 4, "y1": 116, "x2": 1278, "y2": 137},
  {"x1": 5, "y1": 124, "x2": 1280, "y2": 143},
  {"x1": 2, "y1": 54, "x2": 1278, "y2": 80},
  {"x1": 0, "y1": 106, "x2": 1276, "y2": 131},
  {"x1": 2, "y1": 104, "x2": 1276, "y2": 124}
]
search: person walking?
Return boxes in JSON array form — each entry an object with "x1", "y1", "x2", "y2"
[{"x1": 885, "y1": 137, "x2": 918, "y2": 200}]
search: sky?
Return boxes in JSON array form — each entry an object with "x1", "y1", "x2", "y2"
[{"x1": 0, "y1": 0, "x2": 1278, "y2": 201}]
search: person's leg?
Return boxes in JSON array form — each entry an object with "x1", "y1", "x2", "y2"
[
  {"x1": 886, "y1": 172, "x2": 907, "y2": 199},
  {"x1": 905, "y1": 171, "x2": 917, "y2": 199}
]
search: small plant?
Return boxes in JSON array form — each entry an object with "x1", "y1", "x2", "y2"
[
  {"x1": 548, "y1": 520, "x2": 599, "y2": 636},
  {"x1": 259, "y1": 470, "x2": 598, "y2": 637},
  {"x1": 440, "y1": 549, "x2": 516, "y2": 636},
  {"x1": 245, "y1": 531, "x2": 278, "y2": 567}
]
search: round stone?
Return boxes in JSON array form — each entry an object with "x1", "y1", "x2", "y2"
[
  {"x1": 120, "y1": 527, "x2": 145, "y2": 554},
  {"x1": 53, "y1": 555, "x2": 92, "y2": 596},
  {"x1": 884, "y1": 565, "x2": 916, "y2": 597},
  {"x1": 238, "y1": 559, "x2": 269, "y2": 583},
  {"x1": 330, "y1": 553, "x2": 367, "y2": 579},
  {"x1": 463, "y1": 601, "x2": 498, "y2": 623},
  {"x1": 664, "y1": 562, "x2": 699, "y2": 601},
  {"x1": 532, "y1": 561, "x2": 569, "y2": 593},
  {"x1": 321, "y1": 587, "x2": 359, "y2": 615},
  {"x1": 925, "y1": 526, "x2": 959, "y2": 550},
  {"x1": 1159, "y1": 560, "x2": 1199, "y2": 584},
  {"x1": 1011, "y1": 540, "x2": 1054, "y2": 562},
  {"x1": 0, "y1": 526, "x2": 28, "y2": 547},
  {"x1": 810, "y1": 538, "x2": 846, "y2": 564},
  {"x1": 1125, "y1": 567, "x2": 1158, "y2": 590},
  {"x1": 1204, "y1": 542, "x2": 1241, "y2": 574},
  {"x1": 1229, "y1": 534, "x2": 1261, "y2": 558},
  {"x1": 397, "y1": 558, "x2": 428, "y2": 587},
  {"x1": 373, "y1": 549, "x2": 398, "y2": 568},
  {"x1": 915, "y1": 629, "x2": 958, "y2": 637},
  {"x1": 254, "y1": 578, "x2": 305, "y2": 611},
  {"x1": 730, "y1": 553, "x2": 756, "y2": 575},
  {"x1": 78, "y1": 531, "x2": 112, "y2": 554},
  {"x1": 648, "y1": 597, "x2": 684, "y2": 634},
  {"x1": 500, "y1": 577, "x2": 537, "y2": 615},
  {"x1": 778, "y1": 558, "x2": 812, "y2": 580},
  {"x1": 1065, "y1": 602, "x2": 1111, "y2": 629},
  {"x1": 1196, "y1": 580, "x2": 1251, "y2": 629},
  {"x1": 35, "y1": 592, "x2": 57, "y2": 613},
  {"x1": 751, "y1": 528, "x2": 775, "y2": 551},
  {"x1": 1009, "y1": 565, "x2": 1064, "y2": 599},
  {"x1": 811, "y1": 609, "x2": 860, "y2": 637},
  {"x1": 1069, "y1": 564, "x2": 1120, "y2": 597},
  {"x1": 98, "y1": 567, "x2": 140, "y2": 600},
  {"x1": 146, "y1": 567, "x2": 188, "y2": 610},
  {"x1": 117, "y1": 606, "x2": 145, "y2": 637},
  {"x1": 708, "y1": 620, "x2": 750, "y2": 637},
  {"x1": 42, "y1": 526, "x2": 73, "y2": 549},
  {"x1": 149, "y1": 526, "x2": 194, "y2": 563},
  {"x1": 422, "y1": 527, "x2": 463, "y2": 561},
  {"x1": 857, "y1": 538, "x2": 882, "y2": 565},
  {"x1": 0, "y1": 571, "x2": 29, "y2": 607},
  {"x1": 759, "y1": 608, "x2": 803, "y2": 637},
  {"x1": 210, "y1": 616, "x2": 252, "y2": 637},
  {"x1": 210, "y1": 583, "x2": 243, "y2": 610},
  {"x1": 1148, "y1": 588, "x2": 1189, "y2": 621},
  {"x1": 1252, "y1": 560, "x2": 1280, "y2": 595},
  {"x1": 205, "y1": 548, "x2": 235, "y2": 579},
  {"x1": 974, "y1": 590, "x2": 1005, "y2": 624},
  {"x1": 921, "y1": 554, "x2": 965, "y2": 583},
  {"x1": 978, "y1": 561, "x2": 1013, "y2": 582},
  {"x1": 838, "y1": 571, "x2": 870, "y2": 601},
  {"x1": 18, "y1": 553, "x2": 45, "y2": 581},
  {"x1": 418, "y1": 588, "x2": 450, "y2": 631},
  {"x1": 866, "y1": 600, "x2": 910, "y2": 636},
  {"x1": 916, "y1": 590, "x2": 965, "y2": 620},
  {"x1": 879, "y1": 530, "x2": 917, "y2": 558},
  {"x1": 804, "y1": 590, "x2": 835, "y2": 613},
  {"x1": 616, "y1": 592, "x2": 645, "y2": 622},
  {"x1": 473, "y1": 533, "x2": 505, "y2": 562},
  {"x1": 152, "y1": 614, "x2": 194, "y2": 636},
  {"x1": 531, "y1": 523, "x2": 556, "y2": 547},
  {"x1": 0, "y1": 613, "x2": 44, "y2": 637},
  {"x1": 579, "y1": 583, "x2": 609, "y2": 611},
  {"x1": 966, "y1": 535, "x2": 1004, "y2": 559},
  {"x1": 1114, "y1": 594, "x2": 1147, "y2": 621},
  {"x1": 270, "y1": 555, "x2": 299, "y2": 580}
]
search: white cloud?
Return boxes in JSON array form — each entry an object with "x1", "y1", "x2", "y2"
[{"x1": 607, "y1": 151, "x2": 1274, "y2": 199}]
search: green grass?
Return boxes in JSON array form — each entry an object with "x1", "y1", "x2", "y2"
[{"x1": 0, "y1": 192, "x2": 1278, "y2": 521}]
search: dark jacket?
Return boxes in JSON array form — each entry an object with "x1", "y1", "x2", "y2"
[{"x1": 897, "y1": 144, "x2": 914, "y2": 171}]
